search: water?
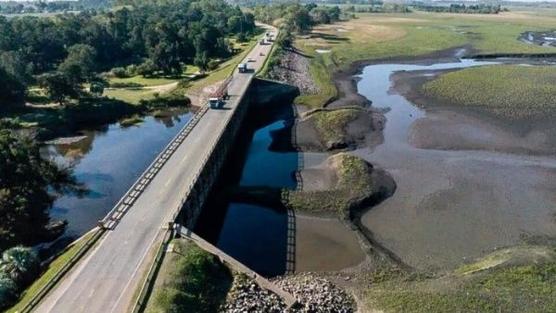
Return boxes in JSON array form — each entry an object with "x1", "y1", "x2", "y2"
[
  {"x1": 355, "y1": 59, "x2": 556, "y2": 269},
  {"x1": 43, "y1": 111, "x2": 192, "y2": 239},
  {"x1": 196, "y1": 105, "x2": 298, "y2": 277}
]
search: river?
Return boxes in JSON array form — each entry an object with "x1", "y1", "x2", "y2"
[
  {"x1": 43, "y1": 110, "x2": 192, "y2": 241},
  {"x1": 354, "y1": 59, "x2": 556, "y2": 270}
]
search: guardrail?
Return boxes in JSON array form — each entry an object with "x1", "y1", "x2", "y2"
[
  {"x1": 100, "y1": 105, "x2": 209, "y2": 230},
  {"x1": 130, "y1": 69, "x2": 256, "y2": 313},
  {"x1": 20, "y1": 228, "x2": 105, "y2": 313},
  {"x1": 19, "y1": 27, "x2": 274, "y2": 313},
  {"x1": 19, "y1": 103, "x2": 210, "y2": 313}
]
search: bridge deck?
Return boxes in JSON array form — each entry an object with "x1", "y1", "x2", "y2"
[{"x1": 36, "y1": 25, "x2": 276, "y2": 313}]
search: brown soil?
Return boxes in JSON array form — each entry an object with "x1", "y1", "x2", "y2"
[
  {"x1": 266, "y1": 48, "x2": 320, "y2": 95},
  {"x1": 292, "y1": 46, "x2": 478, "y2": 154},
  {"x1": 295, "y1": 107, "x2": 385, "y2": 152}
]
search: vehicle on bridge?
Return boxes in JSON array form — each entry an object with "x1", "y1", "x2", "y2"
[
  {"x1": 238, "y1": 63, "x2": 248, "y2": 73},
  {"x1": 208, "y1": 77, "x2": 231, "y2": 109}
]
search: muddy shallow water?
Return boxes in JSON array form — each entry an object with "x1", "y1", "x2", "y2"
[{"x1": 355, "y1": 60, "x2": 556, "y2": 270}]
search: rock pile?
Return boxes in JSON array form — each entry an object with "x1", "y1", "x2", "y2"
[
  {"x1": 220, "y1": 275, "x2": 286, "y2": 313},
  {"x1": 276, "y1": 274, "x2": 356, "y2": 313},
  {"x1": 221, "y1": 274, "x2": 355, "y2": 313}
]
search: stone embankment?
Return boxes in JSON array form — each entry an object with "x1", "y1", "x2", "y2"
[{"x1": 222, "y1": 273, "x2": 355, "y2": 313}]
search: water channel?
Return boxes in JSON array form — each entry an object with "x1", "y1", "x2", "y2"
[
  {"x1": 43, "y1": 111, "x2": 192, "y2": 241},
  {"x1": 44, "y1": 57, "x2": 556, "y2": 275},
  {"x1": 355, "y1": 59, "x2": 556, "y2": 270}
]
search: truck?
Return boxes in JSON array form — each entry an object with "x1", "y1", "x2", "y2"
[
  {"x1": 238, "y1": 63, "x2": 248, "y2": 73},
  {"x1": 208, "y1": 77, "x2": 231, "y2": 109}
]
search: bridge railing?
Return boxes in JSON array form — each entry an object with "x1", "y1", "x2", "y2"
[
  {"x1": 100, "y1": 105, "x2": 209, "y2": 230},
  {"x1": 131, "y1": 72, "x2": 255, "y2": 313}
]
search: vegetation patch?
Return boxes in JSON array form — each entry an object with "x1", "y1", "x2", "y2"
[
  {"x1": 421, "y1": 65, "x2": 556, "y2": 120},
  {"x1": 366, "y1": 246, "x2": 556, "y2": 313},
  {"x1": 308, "y1": 107, "x2": 361, "y2": 147},
  {"x1": 119, "y1": 115, "x2": 143, "y2": 128},
  {"x1": 149, "y1": 240, "x2": 232, "y2": 313},
  {"x1": 5, "y1": 232, "x2": 94, "y2": 313},
  {"x1": 284, "y1": 153, "x2": 392, "y2": 219}
]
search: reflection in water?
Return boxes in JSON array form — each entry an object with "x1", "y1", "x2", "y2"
[
  {"x1": 196, "y1": 105, "x2": 297, "y2": 277},
  {"x1": 356, "y1": 60, "x2": 556, "y2": 269},
  {"x1": 44, "y1": 111, "x2": 192, "y2": 239}
]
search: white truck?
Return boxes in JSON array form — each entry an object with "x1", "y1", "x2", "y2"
[{"x1": 238, "y1": 63, "x2": 248, "y2": 73}]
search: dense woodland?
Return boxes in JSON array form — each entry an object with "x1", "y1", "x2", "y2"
[{"x1": 0, "y1": 0, "x2": 255, "y2": 109}]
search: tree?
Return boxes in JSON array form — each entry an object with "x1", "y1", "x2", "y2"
[
  {"x1": 38, "y1": 72, "x2": 79, "y2": 105},
  {"x1": 0, "y1": 273, "x2": 17, "y2": 309},
  {"x1": 0, "y1": 130, "x2": 81, "y2": 251},
  {"x1": 0, "y1": 51, "x2": 32, "y2": 84},
  {"x1": 193, "y1": 51, "x2": 208, "y2": 73},
  {"x1": 136, "y1": 59, "x2": 157, "y2": 77},
  {"x1": 89, "y1": 77, "x2": 107, "y2": 96},
  {"x1": 1, "y1": 246, "x2": 40, "y2": 286},
  {"x1": 58, "y1": 44, "x2": 97, "y2": 84},
  {"x1": 0, "y1": 67, "x2": 26, "y2": 109}
]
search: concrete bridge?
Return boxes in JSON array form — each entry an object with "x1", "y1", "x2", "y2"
[{"x1": 35, "y1": 25, "x2": 280, "y2": 313}]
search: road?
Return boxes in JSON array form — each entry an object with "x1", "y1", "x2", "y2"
[{"x1": 36, "y1": 25, "x2": 277, "y2": 313}]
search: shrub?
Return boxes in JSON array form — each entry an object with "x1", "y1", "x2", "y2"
[
  {"x1": 0, "y1": 273, "x2": 18, "y2": 309},
  {"x1": 153, "y1": 243, "x2": 232, "y2": 313},
  {"x1": 111, "y1": 67, "x2": 128, "y2": 78},
  {"x1": 1, "y1": 246, "x2": 40, "y2": 286}
]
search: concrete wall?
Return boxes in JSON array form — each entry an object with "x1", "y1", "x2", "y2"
[{"x1": 177, "y1": 78, "x2": 299, "y2": 229}]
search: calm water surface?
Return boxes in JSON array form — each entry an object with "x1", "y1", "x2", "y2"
[
  {"x1": 197, "y1": 107, "x2": 298, "y2": 276},
  {"x1": 44, "y1": 112, "x2": 192, "y2": 238}
]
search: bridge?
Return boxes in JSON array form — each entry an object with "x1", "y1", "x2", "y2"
[{"x1": 34, "y1": 24, "x2": 279, "y2": 313}]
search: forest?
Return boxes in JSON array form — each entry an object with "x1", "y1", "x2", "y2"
[{"x1": 0, "y1": 0, "x2": 255, "y2": 109}]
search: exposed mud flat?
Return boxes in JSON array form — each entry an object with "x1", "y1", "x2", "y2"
[
  {"x1": 295, "y1": 215, "x2": 365, "y2": 272},
  {"x1": 392, "y1": 69, "x2": 556, "y2": 155},
  {"x1": 355, "y1": 59, "x2": 556, "y2": 271}
]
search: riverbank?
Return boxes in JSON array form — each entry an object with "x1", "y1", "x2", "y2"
[
  {"x1": 391, "y1": 65, "x2": 556, "y2": 155},
  {"x1": 261, "y1": 10, "x2": 556, "y2": 312}
]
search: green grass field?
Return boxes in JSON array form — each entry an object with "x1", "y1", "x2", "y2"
[
  {"x1": 366, "y1": 246, "x2": 556, "y2": 313},
  {"x1": 421, "y1": 64, "x2": 556, "y2": 120},
  {"x1": 293, "y1": 10, "x2": 556, "y2": 108}
]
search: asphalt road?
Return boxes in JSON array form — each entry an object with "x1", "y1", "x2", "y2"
[{"x1": 36, "y1": 24, "x2": 277, "y2": 313}]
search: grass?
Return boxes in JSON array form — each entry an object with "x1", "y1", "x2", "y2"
[
  {"x1": 6, "y1": 232, "x2": 95, "y2": 313},
  {"x1": 103, "y1": 88, "x2": 159, "y2": 105},
  {"x1": 147, "y1": 239, "x2": 232, "y2": 313},
  {"x1": 119, "y1": 115, "x2": 144, "y2": 127},
  {"x1": 366, "y1": 246, "x2": 556, "y2": 313},
  {"x1": 108, "y1": 66, "x2": 200, "y2": 87},
  {"x1": 309, "y1": 107, "x2": 361, "y2": 143},
  {"x1": 291, "y1": 10, "x2": 556, "y2": 109},
  {"x1": 284, "y1": 153, "x2": 375, "y2": 218},
  {"x1": 421, "y1": 64, "x2": 556, "y2": 120},
  {"x1": 181, "y1": 35, "x2": 261, "y2": 95}
]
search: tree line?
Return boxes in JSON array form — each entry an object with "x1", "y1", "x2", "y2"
[
  {"x1": 412, "y1": 3, "x2": 506, "y2": 14},
  {"x1": 0, "y1": 0, "x2": 256, "y2": 108},
  {"x1": 253, "y1": 3, "x2": 343, "y2": 47}
]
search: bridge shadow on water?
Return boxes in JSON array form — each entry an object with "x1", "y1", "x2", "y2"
[{"x1": 194, "y1": 80, "x2": 299, "y2": 277}]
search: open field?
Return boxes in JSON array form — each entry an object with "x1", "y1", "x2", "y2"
[
  {"x1": 293, "y1": 10, "x2": 556, "y2": 108},
  {"x1": 104, "y1": 34, "x2": 260, "y2": 105},
  {"x1": 421, "y1": 65, "x2": 556, "y2": 120}
]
